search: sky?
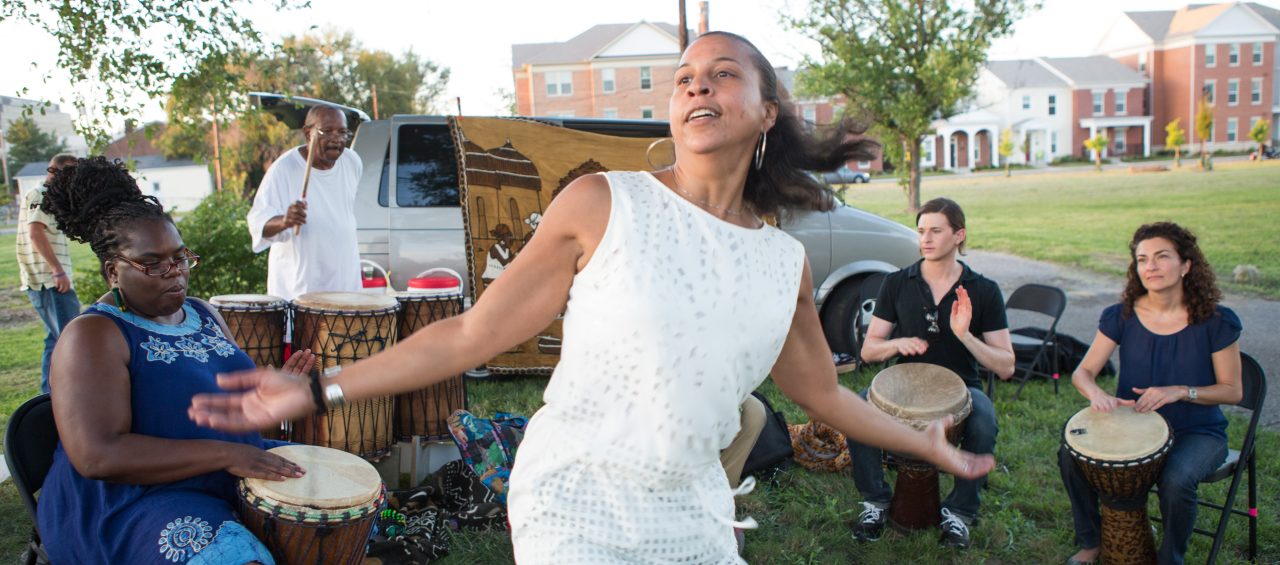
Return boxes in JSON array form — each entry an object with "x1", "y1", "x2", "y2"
[{"x1": 1, "y1": 0, "x2": 1278, "y2": 130}]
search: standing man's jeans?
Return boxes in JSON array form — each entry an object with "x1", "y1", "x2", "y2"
[
  {"x1": 1059, "y1": 430, "x2": 1226, "y2": 565},
  {"x1": 27, "y1": 287, "x2": 82, "y2": 393},
  {"x1": 848, "y1": 386, "x2": 998, "y2": 521}
]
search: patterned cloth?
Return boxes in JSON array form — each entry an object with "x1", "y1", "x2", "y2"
[
  {"x1": 789, "y1": 420, "x2": 852, "y2": 472},
  {"x1": 37, "y1": 299, "x2": 279, "y2": 564}
]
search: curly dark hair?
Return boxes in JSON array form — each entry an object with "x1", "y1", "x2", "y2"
[
  {"x1": 693, "y1": 32, "x2": 879, "y2": 218},
  {"x1": 39, "y1": 156, "x2": 173, "y2": 280},
  {"x1": 1121, "y1": 222, "x2": 1222, "y2": 324}
]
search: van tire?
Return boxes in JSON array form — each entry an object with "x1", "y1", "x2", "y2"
[{"x1": 820, "y1": 273, "x2": 887, "y2": 360}]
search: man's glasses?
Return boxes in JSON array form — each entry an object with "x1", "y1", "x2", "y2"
[
  {"x1": 113, "y1": 250, "x2": 201, "y2": 276},
  {"x1": 313, "y1": 128, "x2": 353, "y2": 142},
  {"x1": 924, "y1": 307, "x2": 941, "y2": 335}
]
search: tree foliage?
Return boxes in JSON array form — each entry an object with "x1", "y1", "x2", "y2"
[
  {"x1": 1165, "y1": 118, "x2": 1185, "y2": 167},
  {"x1": 157, "y1": 29, "x2": 450, "y2": 197},
  {"x1": 1248, "y1": 119, "x2": 1270, "y2": 156},
  {"x1": 998, "y1": 128, "x2": 1015, "y2": 177},
  {"x1": 0, "y1": 0, "x2": 305, "y2": 149},
  {"x1": 1082, "y1": 133, "x2": 1107, "y2": 171},
  {"x1": 793, "y1": 0, "x2": 1031, "y2": 212},
  {"x1": 3, "y1": 115, "x2": 68, "y2": 187},
  {"x1": 1194, "y1": 94, "x2": 1214, "y2": 170}
]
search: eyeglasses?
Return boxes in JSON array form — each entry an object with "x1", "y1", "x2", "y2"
[
  {"x1": 313, "y1": 128, "x2": 353, "y2": 141},
  {"x1": 113, "y1": 250, "x2": 201, "y2": 276},
  {"x1": 924, "y1": 307, "x2": 941, "y2": 335}
]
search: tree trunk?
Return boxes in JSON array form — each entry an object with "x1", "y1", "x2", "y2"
[
  {"x1": 907, "y1": 139, "x2": 922, "y2": 214},
  {"x1": 1004, "y1": 162, "x2": 1010, "y2": 177},
  {"x1": 1174, "y1": 147, "x2": 1181, "y2": 167}
]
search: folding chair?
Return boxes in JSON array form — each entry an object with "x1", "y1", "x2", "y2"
[
  {"x1": 1150, "y1": 352, "x2": 1264, "y2": 564},
  {"x1": 1003, "y1": 284, "x2": 1067, "y2": 400},
  {"x1": 4, "y1": 393, "x2": 58, "y2": 565}
]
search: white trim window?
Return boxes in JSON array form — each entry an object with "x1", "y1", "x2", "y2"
[
  {"x1": 1253, "y1": 42, "x2": 1264, "y2": 66},
  {"x1": 1205, "y1": 44, "x2": 1216, "y2": 67},
  {"x1": 1251, "y1": 77, "x2": 1263, "y2": 105},
  {"x1": 640, "y1": 106, "x2": 654, "y2": 119},
  {"x1": 1229, "y1": 43, "x2": 1240, "y2": 66},
  {"x1": 1204, "y1": 80, "x2": 1216, "y2": 104},
  {"x1": 1114, "y1": 128, "x2": 1127, "y2": 153},
  {"x1": 1048, "y1": 94, "x2": 1056, "y2": 116},
  {"x1": 857, "y1": 160, "x2": 871, "y2": 168},
  {"x1": 601, "y1": 68, "x2": 616, "y2": 94},
  {"x1": 1115, "y1": 90, "x2": 1127, "y2": 115},
  {"x1": 1051, "y1": 131, "x2": 1058, "y2": 154},
  {"x1": 640, "y1": 66, "x2": 652, "y2": 91},
  {"x1": 1227, "y1": 79, "x2": 1239, "y2": 106},
  {"x1": 545, "y1": 71, "x2": 573, "y2": 96},
  {"x1": 803, "y1": 105, "x2": 816, "y2": 123},
  {"x1": 1092, "y1": 91, "x2": 1104, "y2": 114},
  {"x1": 602, "y1": 107, "x2": 618, "y2": 119},
  {"x1": 1139, "y1": 51, "x2": 1148, "y2": 73},
  {"x1": 1021, "y1": 95, "x2": 1031, "y2": 110},
  {"x1": 921, "y1": 139, "x2": 935, "y2": 164},
  {"x1": 1226, "y1": 118, "x2": 1238, "y2": 142}
]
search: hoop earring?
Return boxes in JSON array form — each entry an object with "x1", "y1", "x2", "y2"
[
  {"x1": 645, "y1": 138, "x2": 675, "y2": 170},
  {"x1": 111, "y1": 287, "x2": 128, "y2": 312},
  {"x1": 753, "y1": 133, "x2": 768, "y2": 170}
]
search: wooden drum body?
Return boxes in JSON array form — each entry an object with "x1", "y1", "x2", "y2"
[
  {"x1": 291, "y1": 292, "x2": 400, "y2": 459},
  {"x1": 208, "y1": 294, "x2": 287, "y2": 369},
  {"x1": 394, "y1": 290, "x2": 466, "y2": 439},
  {"x1": 867, "y1": 363, "x2": 973, "y2": 532},
  {"x1": 1064, "y1": 406, "x2": 1172, "y2": 565},
  {"x1": 238, "y1": 445, "x2": 385, "y2": 565}
]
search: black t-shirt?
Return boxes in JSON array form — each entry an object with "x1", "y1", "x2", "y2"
[{"x1": 872, "y1": 259, "x2": 1008, "y2": 388}]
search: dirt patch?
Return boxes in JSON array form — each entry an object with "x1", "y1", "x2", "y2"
[{"x1": 0, "y1": 290, "x2": 38, "y2": 330}]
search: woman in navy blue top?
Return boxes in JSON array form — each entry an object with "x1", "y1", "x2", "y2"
[
  {"x1": 1060, "y1": 222, "x2": 1242, "y2": 565},
  {"x1": 34, "y1": 157, "x2": 314, "y2": 564}
]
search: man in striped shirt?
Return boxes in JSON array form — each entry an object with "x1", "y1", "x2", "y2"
[{"x1": 16, "y1": 154, "x2": 81, "y2": 393}]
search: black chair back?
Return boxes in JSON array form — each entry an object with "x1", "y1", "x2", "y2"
[
  {"x1": 1238, "y1": 353, "x2": 1266, "y2": 412},
  {"x1": 1005, "y1": 283, "x2": 1067, "y2": 319},
  {"x1": 4, "y1": 393, "x2": 58, "y2": 523}
]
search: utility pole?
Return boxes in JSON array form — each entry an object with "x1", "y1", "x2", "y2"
[
  {"x1": 211, "y1": 107, "x2": 224, "y2": 192},
  {"x1": 0, "y1": 105, "x2": 10, "y2": 194},
  {"x1": 678, "y1": 0, "x2": 689, "y2": 52},
  {"x1": 371, "y1": 84, "x2": 380, "y2": 120}
]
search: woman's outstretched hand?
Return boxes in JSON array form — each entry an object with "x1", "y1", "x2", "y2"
[
  {"x1": 281, "y1": 348, "x2": 316, "y2": 376},
  {"x1": 924, "y1": 416, "x2": 996, "y2": 480},
  {"x1": 189, "y1": 367, "x2": 315, "y2": 433}
]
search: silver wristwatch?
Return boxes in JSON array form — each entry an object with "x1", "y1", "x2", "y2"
[
  {"x1": 1187, "y1": 386, "x2": 1198, "y2": 401},
  {"x1": 322, "y1": 365, "x2": 347, "y2": 408}
]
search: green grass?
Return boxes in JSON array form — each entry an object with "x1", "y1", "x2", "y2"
[{"x1": 844, "y1": 160, "x2": 1280, "y2": 297}]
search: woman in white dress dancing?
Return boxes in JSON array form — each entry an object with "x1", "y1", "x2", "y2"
[{"x1": 191, "y1": 31, "x2": 994, "y2": 564}]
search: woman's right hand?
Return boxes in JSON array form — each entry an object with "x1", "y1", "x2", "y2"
[
  {"x1": 189, "y1": 368, "x2": 315, "y2": 433},
  {"x1": 1087, "y1": 389, "x2": 1135, "y2": 412},
  {"x1": 923, "y1": 417, "x2": 995, "y2": 480},
  {"x1": 223, "y1": 442, "x2": 305, "y2": 481}
]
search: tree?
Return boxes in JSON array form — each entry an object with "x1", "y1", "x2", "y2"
[
  {"x1": 1082, "y1": 133, "x2": 1108, "y2": 171},
  {"x1": 1, "y1": 0, "x2": 304, "y2": 149},
  {"x1": 3, "y1": 116, "x2": 68, "y2": 188},
  {"x1": 1165, "y1": 118, "x2": 1186, "y2": 167},
  {"x1": 998, "y1": 128, "x2": 1015, "y2": 177},
  {"x1": 793, "y1": 0, "x2": 1030, "y2": 212},
  {"x1": 1249, "y1": 119, "x2": 1270, "y2": 159},
  {"x1": 1194, "y1": 94, "x2": 1214, "y2": 170}
]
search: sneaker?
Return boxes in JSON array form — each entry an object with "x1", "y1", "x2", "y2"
[
  {"x1": 851, "y1": 502, "x2": 887, "y2": 542},
  {"x1": 833, "y1": 352, "x2": 860, "y2": 373},
  {"x1": 939, "y1": 508, "x2": 971, "y2": 549}
]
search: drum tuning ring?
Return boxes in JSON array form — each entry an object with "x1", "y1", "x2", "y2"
[{"x1": 1069, "y1": 428, "x2": 1087, "y2": 435}]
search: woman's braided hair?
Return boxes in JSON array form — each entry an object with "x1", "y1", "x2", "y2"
[{"x1": 39, "y1": 156, "x2": 172, "y2": 279}]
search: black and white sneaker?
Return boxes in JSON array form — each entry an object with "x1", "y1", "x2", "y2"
[
  {"x1": 939, "y1": 508, "x2": 971, "y2": 549},
  {"x1": 851, "y1": 502, "x2": 887, "y2": 542}
]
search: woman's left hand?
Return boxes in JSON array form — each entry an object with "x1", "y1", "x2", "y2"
[
  {"x1": 924, "y1": 416, "x2": 996, "y2": 480},
  {"x1": 281, "y1": 348, "x2": 316, "y2": 376},
  {"x1": 1131, "y1": 386, "x2": 1186, "y2": 412}
]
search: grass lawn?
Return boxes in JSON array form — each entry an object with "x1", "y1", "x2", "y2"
[{"x1": 845, "y1": 160, "x2": 1280, "y2": 298}]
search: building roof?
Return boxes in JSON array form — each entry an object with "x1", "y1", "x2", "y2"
[
  {"x1": 1122, "y1": 2, "x2": 1280, "y2": 41},
  {"x1": 512, "y1": 22, "x2": 684, "y2": 68},
  {"x1": 102, "y1": 124, "x2": 165, "y2": 160},
  {"x1": 1167, "y1": 3, "x2": 1233, "y2": 37},
  {"x1": 12, "y1": 154, "x2": 200, "y2": 179},
  {"x1": 1040, "y1": 56, "x2": 1147, "y2": 87},
  {"x1": 984, "y1": 60, "x2": 1067, "y2": 88},
  {"x1": 1248, "y1": 2, "x2": 1280, "y2": 31},
  {"x1": 1124, "y1": 10, "x2": 1178, "y2": 40},
  {"x1": 14, "y1": 161, "x2": 50, "y2": 178}
]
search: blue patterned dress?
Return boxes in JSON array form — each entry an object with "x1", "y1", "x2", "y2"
[{"x1": 37, "y1": 299, "x2": 280, "y2": 564}]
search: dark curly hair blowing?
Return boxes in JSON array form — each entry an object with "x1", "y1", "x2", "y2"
[
  {"x1": 694, "y1": 32, "x2": 879, "y2": 217},
  {"x1": 39, "y1": 156, "x2": 173, "y2": 280},
  {"x1": 1121, "y1": 222, "x2": 1223, "y2": 325}
]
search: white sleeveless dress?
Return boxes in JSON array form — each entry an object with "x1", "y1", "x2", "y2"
[{"x1": 508, "y1": 171, "x2": 806, "y2": 563}]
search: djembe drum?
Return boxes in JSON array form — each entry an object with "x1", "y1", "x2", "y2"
[
  {"x1": 394, "y1": 269, "x2": 466, "y2": 440},
  {"x1": 1063, "y1": 406, "x2": 1172, "y2": 565},
  {"x1": 209, "y1": 294, "x2": 288, "y2": 440},
  {"x1": 291, "y1": 292, "x2": 400, "y2": 459},
  {"x1": 866, "y1": 363, "x2": 973, "y2": 531},
  {"x1": 238, "y1": 445, "x2": 385, "y2": 565}
]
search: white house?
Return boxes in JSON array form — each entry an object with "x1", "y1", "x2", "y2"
[{"x1": 14, "y1": 154, "x2": 212, "y2": 213}]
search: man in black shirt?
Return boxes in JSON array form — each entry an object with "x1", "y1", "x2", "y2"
[{"x1": 849, "y1": 197, "x2": 1015, "y2": 549}]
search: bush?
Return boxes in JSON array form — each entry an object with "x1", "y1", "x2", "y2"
[{"x1": 179, "y1": 189, "x2": 268, "y2": 300}]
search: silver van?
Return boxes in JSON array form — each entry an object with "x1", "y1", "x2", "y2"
[{"x1": 253, "y1": 93, "x2": 919, "y2": 358}]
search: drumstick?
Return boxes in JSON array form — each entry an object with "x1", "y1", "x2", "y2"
[{"x1": 294, "y1": 131, "x2": 319, "y2": 236}]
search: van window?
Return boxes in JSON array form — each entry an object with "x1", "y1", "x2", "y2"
[{"x1": 396, "y1": 124, "x2": 459, "y2": 207}]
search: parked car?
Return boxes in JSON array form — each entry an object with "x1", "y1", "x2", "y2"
[
  {"x1": 821, "y1": 165, "x2": 871, "y2": 185},
  {"x1": 251, "y1": 93, "x2": 918, "y2": 358}
]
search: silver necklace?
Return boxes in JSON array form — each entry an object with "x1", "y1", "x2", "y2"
[{"x1": 667, "y1": 169, "x2": 752, "y2": 218}]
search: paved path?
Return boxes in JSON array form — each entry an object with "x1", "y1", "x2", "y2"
[{"x1": 966, "y1": 250, "x2": 1280, "y2": 430}]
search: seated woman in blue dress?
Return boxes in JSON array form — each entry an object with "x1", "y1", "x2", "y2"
[
  {"x1": 1060, "y1": 221, "x2": 1242, "y2": 565},
  {"x1": 35, "y1": 157, "x2": 315, "y2": 564}
]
